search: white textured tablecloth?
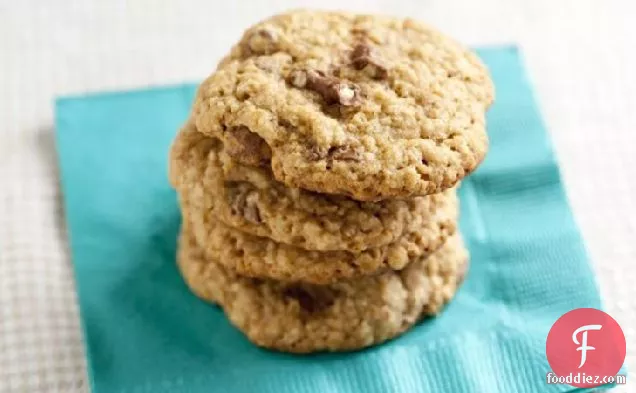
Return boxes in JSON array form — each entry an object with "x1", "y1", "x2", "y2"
[{"x1": 1, "y1": 1, "x2": 634, "y2": 392}]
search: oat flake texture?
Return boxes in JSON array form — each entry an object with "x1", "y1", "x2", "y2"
[
  {"x1": 192, "y1": 9, "x2": 494, "y2": 201},
  {"x1": 169, "y1": 121, "x2": 457, "y2": 252},
  {"x1": 177, "y1": 225, "x2": 468, "y2": 353}
]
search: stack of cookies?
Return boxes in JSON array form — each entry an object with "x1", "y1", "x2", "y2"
[{"x1": 169, "y1": 10, "x2": 494, "y2": 353}]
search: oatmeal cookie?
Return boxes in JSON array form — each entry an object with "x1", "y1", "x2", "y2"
[
  {"x1": 181, "y1": 192, "x2": 458, "y2": 284},
  {"x1": 177, "y1": 225, "x2": 468, "y2": 353},
  {"x1": 169, "y1": 122, "x2": 457, "y2": 252},
  {"x1": 192, "y1": 10, "x2": 493, "y2": 201}
]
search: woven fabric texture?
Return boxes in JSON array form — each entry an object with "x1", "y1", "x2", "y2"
[{"x1": 1, "y1": 1, "x2": 634, "y2": 392}]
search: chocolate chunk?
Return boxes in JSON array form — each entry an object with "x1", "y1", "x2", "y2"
[
  {"x1": 350, "y1": 43, "x2": 388, "y2": 79},
  {"x1": 328, "y1": 145, "x2": 363, "y2": 161},
  {"x1": 224, "y1": 126, "x2": 272, "y2": 167},
  {"x1": 283, "y1": 286, "x2": 335, "y2": 313},
  {"x1": 351, "y1": 43, "x2": 372, "y2": 67},
  {"x1": 290, "y1": 70, "x2": 362, "y2": 106},
  {"x1": 229, "y1": 186, "x2": 261, "y2": 224},
  {"x1": 305, "y1": 144, "x2": 363, "y2": 162},
  {"x1": 308, "y1": 70, "x2": 361, "y2": 106}
]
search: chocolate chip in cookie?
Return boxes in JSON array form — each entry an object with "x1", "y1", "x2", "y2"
[
  {"x1": 177, "y1": 227, "x2": 467, "y2": 353},
  {"x1": 193, "y1": 10, "x2": 493, "y2": 200},
  {"x1": 305, "y1": 144, "x2": 364, "y2": 165},
  {"x1": 282, "y1": 286, "x2": 335, "y2": 313},
  {"x1": 350, "y1": 43, "x2": 388, "y2": 79},
  {"x1": 290, "y1": 70, "x2": 361, "y2": 106},
  {"x1": 224, "y1": 126, "x2": 272, "y2": 167},
  {"x1": 328, "y1": 145, "x2": 363, "y2": 162}
]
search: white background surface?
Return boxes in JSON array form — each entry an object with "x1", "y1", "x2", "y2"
[{"x1": 1, "y1": 0, "x2": 634, "y2": 391}]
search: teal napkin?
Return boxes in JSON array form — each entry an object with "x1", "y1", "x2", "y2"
[{"x1": 55, "y1": 47, "x2": 616, "y2": 393}]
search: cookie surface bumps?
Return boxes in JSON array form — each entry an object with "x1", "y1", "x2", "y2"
[
  {"x1": 181, "y1": 188, "x2": 457, "y2": 284},
  {"x1": 177, "y1": 226, "x2": 468, "y2": 353},
  {"x1": 193, "y1": 9, "x2": 493, "y2": 201},
  {"x1": 169, "y1": 123, "x2": 456, "y2": 252}
]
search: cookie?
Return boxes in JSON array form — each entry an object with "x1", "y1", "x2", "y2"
[
  {"x1": 169, "y1": 122, "x2": 457, "y2": 252},
  {"x1": 192, "y1": 10, "x2": 494, "y2": 201},
  {"x1": 177, "y1": 225, "x2": 468, "y2": 353},
  {"x1": 181, "y1": 190, "x2": 458, "y2": 284}
]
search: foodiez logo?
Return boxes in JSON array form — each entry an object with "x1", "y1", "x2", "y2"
[
  {"x1": 572, "y1": 324, "x2": 602, "y2": 368},
  {"x1": 545, "y1": 308, "x2": 626, "y2": 388}
]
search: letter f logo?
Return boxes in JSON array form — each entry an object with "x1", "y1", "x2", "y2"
[{"x1": 572, "y1": 324, "x2": 602, "y2": 368}]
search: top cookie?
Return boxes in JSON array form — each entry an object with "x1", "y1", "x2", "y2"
[{"x1": 193, "y1": 10, "x2": 493, "y2": 201}]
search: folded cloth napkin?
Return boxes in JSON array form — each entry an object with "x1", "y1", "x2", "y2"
[{"x1": 55, "y1": 47, "x2": 619, "y2": 393}]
